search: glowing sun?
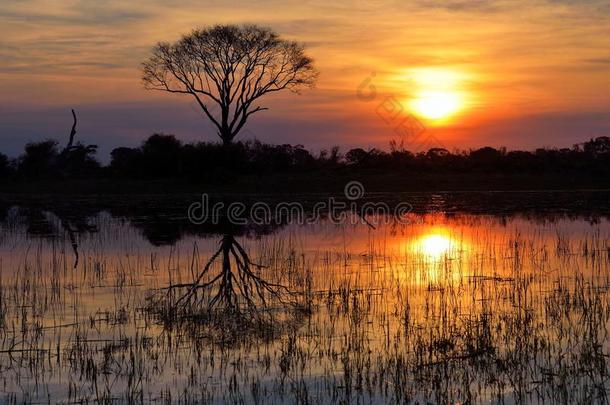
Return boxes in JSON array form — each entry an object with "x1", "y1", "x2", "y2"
[
  {"x1": 405, "y1": 67, "x2": 470, "y2": 122},
  {"x1": 411, "y1": 91, "x2": 462, "y2": 120}
]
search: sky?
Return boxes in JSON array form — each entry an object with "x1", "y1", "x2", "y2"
[{"x1": 1, "y1": 0, "x2": 610, "y2": 160}]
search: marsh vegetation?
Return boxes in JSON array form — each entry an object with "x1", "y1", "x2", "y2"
[{"x1": 0, "y1": 199, "x2": 609, "y2": 403}]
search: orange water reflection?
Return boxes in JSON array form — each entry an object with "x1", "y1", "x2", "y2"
[
  {"x1": 1, "y1": 211, "x2": 610, "y2": 403},
  {"x1": 418, "y1": 233, "x2": 452, "y2": 257}
]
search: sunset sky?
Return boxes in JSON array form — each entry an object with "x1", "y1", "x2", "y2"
[{"x1": 1, "y1": 0, "x2": 610, "y2": 159}]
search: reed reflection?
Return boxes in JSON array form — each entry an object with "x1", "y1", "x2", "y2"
[
  {"x1": 145, "y1": 219, "x2": 308, "y2": 344},
  {"x1": 0, "y1": 200, "x2": 609, "y2": 403}
]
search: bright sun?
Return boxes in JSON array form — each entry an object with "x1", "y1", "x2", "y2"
[
  {"x1": 405, "y1": 67, "x2": 469, "y2": 122},
  {"x1": 411, "y1": 91, "x2": 461, "y2": 120}
]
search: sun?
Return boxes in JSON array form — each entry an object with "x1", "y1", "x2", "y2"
[
  {"x1": 403, "y1": 67, "x2": 470, "y2": 122},
  {"x1": 411, "y1": 91, "x2": 462, "y2": 120}
]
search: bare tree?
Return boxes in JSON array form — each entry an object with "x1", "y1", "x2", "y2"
[
  {"x1": 142, "y1": 24, "x2": 317, "y2": 145},
  {"x1": 66, "y1": 109, "x2": 77, "y2": 150}
]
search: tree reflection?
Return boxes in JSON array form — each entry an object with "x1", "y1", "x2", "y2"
[
  {"x1": 145, "y1": 230, "x2": 307, "y2": 344},
  {"x1": 168, "y1": 233, "x2": 289, "y2": 316},
  {"x1": 14, "y1": 206, "x2": 97, "y2": 268}
]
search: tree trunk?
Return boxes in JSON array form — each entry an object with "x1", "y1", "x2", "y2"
[{"x1": 220, "y1": 129, "x2": 233, "y2": 146}]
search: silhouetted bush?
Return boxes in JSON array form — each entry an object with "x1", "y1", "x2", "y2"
[
  {"x1": 110, "y1": 147, "x2": 143, "y2": 177},
  {"x1": 5, "y1": 134, "x2": 610, "y2": 182},
  {"x1": 345, "y1": 148, "x2": 369, "y2": 166},
  {"x1": 18, "y1": 140, "x2": 60, "y2": 178},
  {"x1": 0, "y1": 152, "x2": 10, "y2": 178},
  {"x1": 584, "y1": 136, "x2": 610, "y2": 155},
  {"x1": 59, "y1": 143, "x2": 100, "y2": 176},
  {"x1": 468, "y1": 147, "x2": 506, "y2": 170},
  {"x1": 110, "y1": 137, "x2": 317, "y2": 180},
  {"x1": 141, "y1": 134, "x2": 183, "y2": 178},
  {"x1": 248, "y1": 142, "x2": 315, "y2": 172},
  {"x1": 16, "y1": 139, "x2": 100, "y2": 179},
  {"x1": 105, "y1": 135, "x2": 610, "y2": 180}
]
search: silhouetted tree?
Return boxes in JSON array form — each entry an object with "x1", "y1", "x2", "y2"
[
  {"x1": 584, "y1": 136, "x2": 610, "y2": 155},
  {"x1": 247, "y1": 142, "x2": 313, "y2": 172},
  {"x1": 66, "y1": 109, "x2": 77, "y2": 149},
  {"x1": 59, "y1": 143, "x2": 100, "y2": 175},
  {"x1": 142, "y1": 24, "x2": 317, "y2": 145},
  {"x1": 141, "y1": 134, "x2": 183, "y2": 177},
  {"x1": 58, "y1": 109, "x2": 100, "y2": 175},
  {"x1": 468, "y1": 147, "x2": 505, "y2": 170},
  {"x1": 110, "y1": 147, "x2": 143, "y2": 176},
  {"x1": 345, "y1": 148, "x2": 368, "y2": 166},
  {"x1": 291, "y1": 144, "x2": 316, "y2": 169},
  {"x1": 18, "y1": 140, "x2": 59, "y2": 178},
  {"x1": 12, "y1": 132, "x2": 610, "y2": 182},
  {"x1": 0, "y1": 152, "x2": 9, "y2": 178},
  {"x1": 427, "y1": 148, "x2": 450, "y2": 158},
  {"x1": 316, "y1": 146, "x2": 341, "y2": 169}
]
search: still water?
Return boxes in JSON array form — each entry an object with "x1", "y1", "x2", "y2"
[{"x1": 0, "y1": 198, "x2": 609, "y2": 404}]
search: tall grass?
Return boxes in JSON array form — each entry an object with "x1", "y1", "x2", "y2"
[{"x1": 0, "y1": 211, "x2": 608, "y2": 403}]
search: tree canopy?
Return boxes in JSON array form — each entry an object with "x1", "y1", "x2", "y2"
[{"x1": 142, "y1": 24, "x2": 317, "y2": 145}]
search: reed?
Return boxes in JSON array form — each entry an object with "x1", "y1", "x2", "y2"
[{"x1": 0, "y1": 211, "x2": 609, "y2": 403}]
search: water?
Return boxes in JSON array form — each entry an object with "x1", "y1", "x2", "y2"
[{"x1": 0, "y1": 195, "x2": 609, "y2": 404}]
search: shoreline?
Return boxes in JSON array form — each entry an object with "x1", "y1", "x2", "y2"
[{"x1": 2, "y1": 172, "x2": 610, "y2": 196}]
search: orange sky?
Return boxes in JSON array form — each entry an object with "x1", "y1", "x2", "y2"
[{"x1": 1, "y1": 0, "x2": 610, "y2": 159}]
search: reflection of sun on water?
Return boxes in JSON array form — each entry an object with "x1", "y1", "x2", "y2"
[
  {"x1": 419, "y1": 234, "x2": 451, "y2": 258},
  {"x1": 405, "y1": 229, "x2": 466, "y2": 285}
]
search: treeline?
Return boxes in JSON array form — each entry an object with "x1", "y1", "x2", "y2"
[{"x1": 1, "y1": 134, "x2": 609, "y2": 181}]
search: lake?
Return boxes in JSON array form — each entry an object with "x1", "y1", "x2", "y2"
[{"x1": 0, "y1": 192, "x2": 609, "y2": 404}]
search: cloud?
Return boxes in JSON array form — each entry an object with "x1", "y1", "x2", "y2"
[
  {"x1": 1, "y1": 0, "x2": 610, "y2": 155},
  {"x1": 0, "y1": 2, "x2": 152, "y2": 26},
  {"x1": 585, "y1": 57, "x2": 610, "y2": 65},
  {"x1": 415, "y1": 0, "x2": 500, "y2": 12}
]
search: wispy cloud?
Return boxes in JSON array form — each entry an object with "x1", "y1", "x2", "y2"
[
  {"x1": 585, "y1": 57, "x2": 610, "y2": 65},
  {"x1": 1, "y1": 0, "x2": 610, "y2": 155}
]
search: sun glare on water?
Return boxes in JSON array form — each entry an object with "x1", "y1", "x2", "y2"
[
  {"x1": 404, "y1": 229, "x2": 465, "y2": 284},
  {"x1": 419, "y1": 234, "x2": 452, "y2": 257}
]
